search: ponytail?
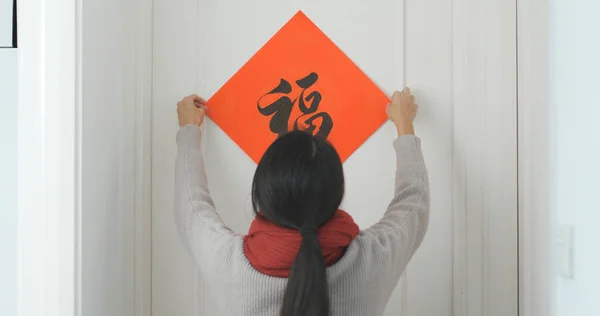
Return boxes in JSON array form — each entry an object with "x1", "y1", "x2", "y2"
[
  {"x1": 281, "y1": 230, "x2": 329, "y2": 316},
  {"x1": 251, "y1": 131, "x2": 344, "y2": 316}
]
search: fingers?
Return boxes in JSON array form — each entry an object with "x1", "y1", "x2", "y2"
[
  {"x1": 183, "y1": 94, "x2": 198, "y2": 101},
  {"x1": 388, "y1": 88, "x2": 419, "y2": 124},
  {"x1": 177, "y1": 95, "x2": 207, "y2": 127},
  {"x1": 393, "y1": 88, "x2": 412, "y2": 98},
  {"x1": 178, "y1": 94, "x2": 208, "y2": 113},
  {"x1": 412, "y1": 104, "x2": 419, "y2": 121},
  {"x1": 392, "y1": 90, "x2": 402, "y2": 104},
  {"x1": 391, "y1": 88, "x2": 415, "y2": 105},
  {"x1": 194, "y1": 96, "x2": 207, "y2": 105},
  {"x1": 182, "y1": 94, "x2": 206, "y2": 104}
]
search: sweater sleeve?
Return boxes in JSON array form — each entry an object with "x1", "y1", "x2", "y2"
[
  {"x1": 174, "y1": 125, "x2": 237, "y2": 275},
  {"x1": 362, "y1": 135, "x2": 430, "y2": 278}
]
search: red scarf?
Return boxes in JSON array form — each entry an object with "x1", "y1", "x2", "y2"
[{"x1": 243, "y1": 210, "x2": 360, "y2": 278}]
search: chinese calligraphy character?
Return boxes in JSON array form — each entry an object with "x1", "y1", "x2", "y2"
[{"x1": 257, "y1": 72, "x2": 333, "y2": 139}]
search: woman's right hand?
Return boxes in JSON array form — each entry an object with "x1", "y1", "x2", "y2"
[{"x1": 386, "y1": 87, "x2": 418, "y2": 136}]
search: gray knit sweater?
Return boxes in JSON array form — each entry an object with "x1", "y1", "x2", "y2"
[{"x1": 174, "y1": 125, "x2": 430, "y2": 316}]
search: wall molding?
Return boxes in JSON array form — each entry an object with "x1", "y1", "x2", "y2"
[
  {"x1": 517, "y1": 0, "x2": 552, "y2": 315},
  {"x1": 452, "y1": 0, "x2": 519, "y2": 315},
  {"x1": 132, "y1": 0, "x2": 154, "y2": 315}
]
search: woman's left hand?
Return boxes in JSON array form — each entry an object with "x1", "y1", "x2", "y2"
[{"x1": 177, "y1": 94, "x2": 207, "y2": 127}]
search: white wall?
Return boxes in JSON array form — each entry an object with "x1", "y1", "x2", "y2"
[
  {"x1": 0, "y1": 48, "x2": 17, "y2": 316},
  {"x1": 550, "y1": 1, "x2": 600, "y2": 315}
]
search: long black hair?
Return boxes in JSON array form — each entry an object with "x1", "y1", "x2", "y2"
[{"x1": 251, "y1": 130, "x2": 345, "y2": 316}]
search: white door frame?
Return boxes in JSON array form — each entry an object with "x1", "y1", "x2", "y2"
[
  {"x1": 17, "y1": 0, "x2": 79, "y2": 315},
  {"x1": 17, "y1": 0, "x2": 81, "y2": 316},
  {"x1": 17, "y1": 0, "x2": 153, "y2": 315}
]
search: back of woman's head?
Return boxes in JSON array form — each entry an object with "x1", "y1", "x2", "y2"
[{"x1": 251, "y1": 130, "x2": 345, "y2": 316}]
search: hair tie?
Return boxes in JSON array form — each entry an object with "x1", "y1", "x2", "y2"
[{"x1": 300, "y1": 226, "x2": 318, "y2": 237}]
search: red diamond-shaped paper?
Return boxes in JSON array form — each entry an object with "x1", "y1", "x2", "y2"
[{"x1": 206, "y1": 10, "x2": 390, "y2": 164}]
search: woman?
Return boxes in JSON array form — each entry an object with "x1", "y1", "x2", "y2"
[{"x1": 174, "y1": 88, "x2": 429, "y2": 316}]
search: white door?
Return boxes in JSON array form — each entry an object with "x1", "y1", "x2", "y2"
[{"x1": 151, "y1": 0, "x2": 518, "y2": 315}]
